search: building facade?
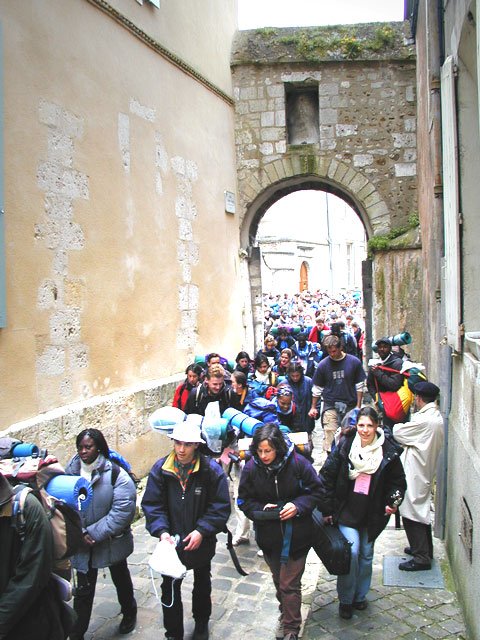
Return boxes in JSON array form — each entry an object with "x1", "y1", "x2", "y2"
[
  {"x1": 0, "y1": 0, "x2": 242, "y2": 470},
  {"x1": 408, "y1": 1, "x2": 480, "y2": 637}
]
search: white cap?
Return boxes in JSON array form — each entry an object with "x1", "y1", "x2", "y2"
[{"x1": 169, "y1": 422, "x2": 204, "y2": 443}]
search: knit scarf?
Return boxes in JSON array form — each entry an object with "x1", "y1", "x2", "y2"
[{"x1": 348, "y1": 428, "x2": 385, "y2": 480}]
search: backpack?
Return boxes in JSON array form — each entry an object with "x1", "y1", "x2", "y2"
[
  {"x1": 11, "y1": 482, "x2": 85, "y2": 573},
  {"x1": 3, "y1": 455, "x2": 86, "y2": 574},
  {"x1": 109, "y1": 449, "x2": 140, "y2": 487}
]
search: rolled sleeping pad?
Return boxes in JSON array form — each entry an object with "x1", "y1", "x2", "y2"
[
  {"x1": 222, "y1": 408, "x2": 263, "y2": 437},
  {"x1": 270, "y1": 326, "x2": 301, "y2": 337},
  {"x1": 194, "y1": 355, "x2": 207, "y2": 366},
  {"x1": 45, "y1": 475, "x2": 93, "y2": 511},
  {"x1": 388, "y1": 332, "x2": 412, "y2": 346},
  {"x1": 202, "y1": 418, "x2": 229, "y2": 443},
  {"x1": 11, "y1": 442, "x2": 40, "y2": 458},
  {"x1": 149, "y1": 406, "x2": 186, "y2": 430}
]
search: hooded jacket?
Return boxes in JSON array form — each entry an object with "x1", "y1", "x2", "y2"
[
  {"x1": 318, "y1": 430, "x2": 406, "y2": 541},
  {"x1": 238, "y1": 443, "x2": 322, "y2": 558},
  {"x1": 142, "y1": 452, "x2": 230, "y2": 569}
]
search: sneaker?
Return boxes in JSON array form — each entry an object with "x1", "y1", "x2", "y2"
[
  {"x1": 192, "y1": 620, "x2": 209, "y2": 640},
  {"x1": 339, "y1": 603, "x2": 353, "y2": 619},
  {"x1": 232, "y1": 535, "x2": 249, "y2": 546},
  {"x1": 118, "y1": 612, "x2": 137, "y2": 635}
]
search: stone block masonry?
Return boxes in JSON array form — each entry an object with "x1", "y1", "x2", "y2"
[{"x1": 36, "y1": 100, "x2": 89, "y2": 405}]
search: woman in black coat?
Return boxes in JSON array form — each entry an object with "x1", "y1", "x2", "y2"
[
  {"x1": 317, "y1": 406, "x2": 406, "y2": 620},
  {"x1": 238, "y1": 424, "x2": 321, "y2": 640}
]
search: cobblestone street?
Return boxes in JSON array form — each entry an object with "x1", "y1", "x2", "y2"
[{"x1": 87, "y1": 430, "x2": 469, "y2": 640}]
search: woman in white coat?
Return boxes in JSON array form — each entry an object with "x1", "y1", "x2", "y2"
[{"x1": 392, "y1": 381, "x2": 444, "y2": 571}]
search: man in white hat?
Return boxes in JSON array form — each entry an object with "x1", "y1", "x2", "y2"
[{"x1": 142, "y1": 422, "x2": 230, "y2": 640}]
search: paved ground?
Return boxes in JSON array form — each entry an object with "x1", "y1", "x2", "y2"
[{"x1": 85, "y1": 430, "x2": 469, "y2": 640}]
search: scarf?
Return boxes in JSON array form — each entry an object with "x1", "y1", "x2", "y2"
[
  {"x1": 80, "y1": 456, "x2": 101, "y2": 482},
  {"x1": 348, "y1": 428, "x2": 385, "y2": 480},
  {"x1": 174, "y1": 456, "x2": 197, "y2": 491},
  {"x1": 254, "y1": 369, "x2": 271, "y2": 384}
]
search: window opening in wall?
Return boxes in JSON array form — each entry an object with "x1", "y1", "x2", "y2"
[{"x1": 285, "y1": 85, "x2": 319, "y2": 145}]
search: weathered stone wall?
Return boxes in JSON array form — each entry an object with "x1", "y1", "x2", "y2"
[
  {"x1": 4, "y1": 374, "x2": 180, "y2": 477},
  {"x1": 371, "y1": 239, "x2": 424, "y2": 361},
  {"x1": 232, "y1": 24, "x2": 418, "y2": 238}
]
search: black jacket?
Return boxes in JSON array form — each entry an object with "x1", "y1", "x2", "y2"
[
  {"x1": 142, "y1": 453, "x2": 230, "y2": 569},
  {"x1": 238, "y1": 447, "x2": 322, "y2": 558},
  {"x1": 184, "y1": 382, "x2": 231, "y2": 416},
  {"x1": 317, "y1": 430, "x2": 406, "y2": 542},
  {"x1": 367, "y1": 353, "x2": 404, "y2": 397}
]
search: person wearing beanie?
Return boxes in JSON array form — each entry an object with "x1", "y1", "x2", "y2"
[{"x1": 393, "y1": 381, "x2": 444, "y2": 571}]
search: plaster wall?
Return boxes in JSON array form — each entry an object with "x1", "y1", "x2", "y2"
[
  {"x1": 108, "y1": 0, "x2": 237, "y2": 95},
  {"x1": 0, "y1": 0, "x2": 242, "y2": 470}
]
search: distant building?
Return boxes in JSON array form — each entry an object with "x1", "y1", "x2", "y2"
[{"x1": 256, "y1": 192, "x2": 366, "y2": 295}]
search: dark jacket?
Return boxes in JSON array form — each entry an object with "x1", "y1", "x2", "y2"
[
  {"x1": 367, "y1": 352, "x2": 404, "y2": 397},
  {"x1": 142, "y1": 452, "x2": 230, "y2": 569},
  {"x1": 238, "y1": 446, "x2": 322, "y2": 558},
  {"x1": 317, "y1": 430, "x2": 406, "y2": 542},
  {"x1": 184, "y1": 382, "x2": 231, "y2": 416},
  {"x1": 0, "y1": 480, "x2": 65, "y2": 640}
]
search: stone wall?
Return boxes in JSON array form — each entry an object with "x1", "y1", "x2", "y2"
[
  {"x1": 232, "y1": 24, "x2": 418, "y2": 238},
  {"x1": 2, "y1": 374, "x2": 181, "y2": 477},
  {"x1": 371, "y1": 239, "x2": 424, "y2": 361}
]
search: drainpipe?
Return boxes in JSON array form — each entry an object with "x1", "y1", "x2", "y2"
[{"x1": 428, "y1": 0, "x2": 449, "y2": 539}]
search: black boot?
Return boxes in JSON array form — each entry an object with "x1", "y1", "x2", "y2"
[{"x1": 192, "y1": 620, "x2": 209, "y2": 640}]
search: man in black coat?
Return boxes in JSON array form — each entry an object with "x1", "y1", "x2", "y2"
[
  {"x1": 142, "y1": 423, "x2": 230, "y2": 640},
  {"x1": 367, "y1": 337, "x2": 405, "y2": 431}
]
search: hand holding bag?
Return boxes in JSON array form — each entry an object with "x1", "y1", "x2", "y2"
[
  {"x1": 149, "y1": 538, "x2": 187, "y2": 607},
  {"x1": 311, "y1": 508, "x2": 352, "y2": 575}
]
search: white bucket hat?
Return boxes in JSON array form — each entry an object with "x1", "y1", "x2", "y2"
[{"x1": 169, "y1": 422, "x2": 204, "y2": 443}]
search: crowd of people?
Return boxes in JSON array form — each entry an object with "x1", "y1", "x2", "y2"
[{"x1": 0, "y1": 288, "x2": 445, "y2": 640}]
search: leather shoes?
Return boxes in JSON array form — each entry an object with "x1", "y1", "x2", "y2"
[
  {"x1": 339, "y1": 603, "x2": 353, "y2": 619},
  {"x1": 399, "y1": 559, "x2": 431, "y2": 571},
  {"x1": 404, "y1": 546, "x2": 412, "y2": 555},
  {"x1": 119, "y1": 611, "x2": 137, "y2": 634},
  {"x1": 353, "y1": 600, "x2": 368, "y2": 610}
]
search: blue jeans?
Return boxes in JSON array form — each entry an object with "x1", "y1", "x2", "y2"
[{"x1": 337, "y1": 525, "x2": 374, "y2": 605}]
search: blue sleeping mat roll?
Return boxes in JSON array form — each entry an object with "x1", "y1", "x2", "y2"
[{"x1": 46, "y1": 475, "x2": 93, "y2": 511}]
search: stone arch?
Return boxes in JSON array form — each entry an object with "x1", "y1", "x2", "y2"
[
  {"x1": 239, "y1": 157, "x2": 390, "y2": 248},
  {"x1": 240, "y1": 161, "x2": 379, "y2": 351}
]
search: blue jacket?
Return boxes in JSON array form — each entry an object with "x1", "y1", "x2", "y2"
[
  {"x1": 238, "y1": 446, "x2": 322, "y2": 558},
  {"x1": 142, "y1": 452, "x2": 230, "y2": 569}
]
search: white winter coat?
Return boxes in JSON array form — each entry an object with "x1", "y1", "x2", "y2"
[{"x1": 393, "y1": 402, "x2": 444, "y2": 524}]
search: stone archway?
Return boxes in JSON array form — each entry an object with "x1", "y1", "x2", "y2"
[
  {"x1": 239, "y1": 167, "x2": 377, "y2": 351},
  {"x1": 232, "y1": 24, "x2": 420, "y2": 352}
]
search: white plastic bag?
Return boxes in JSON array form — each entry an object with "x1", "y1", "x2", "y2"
[
  {"x1": 149, "y1": 539, "x2": 187, "y2": 579},
  {"x1": 149, "y1": 538, "x2": 187, "y2": 607}
]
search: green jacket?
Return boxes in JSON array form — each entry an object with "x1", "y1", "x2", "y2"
[{"x1": 0, "y1": 484, "x2": 65, "y2": 640}]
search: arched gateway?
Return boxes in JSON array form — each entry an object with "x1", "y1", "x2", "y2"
[{"x1": 231, "y1": 23, "x2": 423, "y2": 353}]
